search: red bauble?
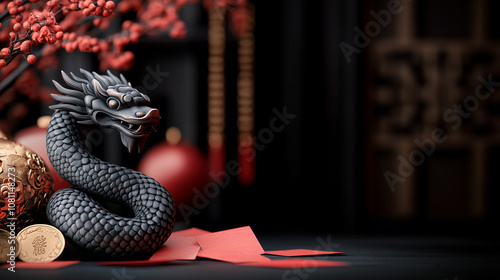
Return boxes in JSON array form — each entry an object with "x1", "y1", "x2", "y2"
[
  {"x1": 137, "y1": 137, "x2": 208, "y2": 208},
  {"x1": 14, "y1": 124, "x2": 72, "y2": 191}
]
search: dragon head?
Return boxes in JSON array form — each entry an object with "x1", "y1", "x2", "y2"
[{"x1": 50, "y1": 69, "x2": 160, "y2": 153}]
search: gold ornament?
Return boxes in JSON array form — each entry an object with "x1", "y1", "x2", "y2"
[{"x1": 0, "y1": 134, "x2": 54, "y2": 232}]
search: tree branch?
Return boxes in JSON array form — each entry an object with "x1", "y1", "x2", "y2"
[{"x1": 0, "y1": 46, "x2": 43, "y2": 94}]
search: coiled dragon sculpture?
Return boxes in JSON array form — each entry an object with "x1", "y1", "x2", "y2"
[{"x1": 46, "y1": 69, "x2": 175, "y2": 258}]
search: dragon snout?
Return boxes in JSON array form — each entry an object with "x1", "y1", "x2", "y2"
[{"x1": 140, "y1": 108, "x2": 160, "y2": 121}]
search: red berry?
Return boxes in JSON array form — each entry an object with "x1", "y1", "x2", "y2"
[
  {"x1": 82, "y1": 8, "x2": 90, "y2": 16},
  {"x1": 20, "y1": 40, "x2": 32, "y2": 52},
  {"x1": 9, "y1": 32, "x2": 16, "y2": 41},
  {"x1": 31, "y1": 23, "x2": 40, "y2": 31},
  {"x1": 65, "y1": 44, "x2": 74, "y2": 52},
  {"x1": 15, "y1": 14, "x2": 22, "y2": 22},
  {"x1": 0, "y1": 48, "x2": 10, "y2": 56},
  {"x1": 14, "y1": 0, "x2": 23, "y2": 6},
  {"x1": 22, "y1": 21, "x2": 30, "y2": 29},
  {"x1": 40, "y1": 26, "x2": 50, "y2": 35},
  {"x1": 99, "y1": 41, "x2": 110, "y2": 52},
  {"x1": 93, "y1": 18, "x2": 102, "y2": 26},
  {"x1": 78, "y1": 41, "x2": 89, "y2": 51},
  {"x1": 47, "y1": 36, "x2": 56, "y2": 44},
  {"x1": 13, "y1": 23, "x2": 21, "y2": 31},
  {"x1": 27, "y1": 54, "x2": 36, "y2": 64},
  {"x1": 130, "y1": 32, "x2": 140, "y2": 43},
  {"x1": 97, "y1": 0, "x2": 105, "y2": 7},
  {"x1": 9, "y1": 7, "x2": 18, "y2": 15},
  {"x1": 105, "y1": 1, "x2": 115, "y2": 10},
  {"x1": 88, "y1": 3, "x2": 96, "y2": 11},
  {"x1": 56, "y1": 31, "x2": 64, "y2": 40},
  {"x1": 0, "y1": 59, "x2": 6, "y2": 68}
]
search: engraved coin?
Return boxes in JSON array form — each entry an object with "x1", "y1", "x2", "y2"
[
  {"x1": 16, "y1": 224, "x2": 65, "y2": 263},
  {"x1": 0, "y1": 228, "x2": 20, "y2": 263}
]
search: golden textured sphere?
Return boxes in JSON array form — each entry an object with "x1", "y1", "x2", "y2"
[{"x1": 0, "y1": 136, "x2": 54, "y2": 232}]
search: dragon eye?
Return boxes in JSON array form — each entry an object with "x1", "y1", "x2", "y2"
[{"x1": 108, "y1": 99, "x2": 120, "y2": 110}]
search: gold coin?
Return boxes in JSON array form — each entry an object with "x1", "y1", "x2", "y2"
[
  {"x1": 0, "y1": 228, "x2": 20, "y2": 263},
  {"x1": 16, "y1": 224, "x2": 65, "y2": 263}
]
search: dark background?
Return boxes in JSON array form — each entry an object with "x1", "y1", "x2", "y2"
[
  {"x1": 5, "y1": 0, "x2": 500, "y2": 238},
  {"x1": 2, "y1": 1, "x2": 500, "y2": 279}
]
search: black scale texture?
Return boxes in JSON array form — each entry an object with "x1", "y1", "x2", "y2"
[{"x1": 46, "y1": 110, "x2": 175, "y2": 258}]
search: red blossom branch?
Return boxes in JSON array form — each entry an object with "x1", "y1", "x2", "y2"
[{"x1": 0, "y1": 0, "x2": 248, "y2": 96}]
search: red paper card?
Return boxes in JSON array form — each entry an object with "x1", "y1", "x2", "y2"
[
  {"x1": 172, "y1": 227, "x2": 211, "y2": 237},
  {"x1": 240, "y1": 259, "x2": 350, "y2": 269},
  {"x1": 264, "y1": 249, "x2": 343, "y2": 257},
  {"x1": 149, "y1": 236, "x2": 200, "y2": 261},
  {"x1": 1, "y1": 261, "x2": 80, "y2": 270},
  {"x1": 195, "y1": 226, "x2": 268, "y2": 263},
  {"x1": 99, "y1": 235, "x2": 200, "y2": 266},
  {"x1": 196, "y1": 226, "x2": 263, "y2": 252},
  {"x1": 197, "y1": 248, "x2": 271, "y2": 263}
]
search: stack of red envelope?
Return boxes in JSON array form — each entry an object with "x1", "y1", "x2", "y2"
[{"x1": 1, "y1": 226, "x2": 349, "y2": 269}]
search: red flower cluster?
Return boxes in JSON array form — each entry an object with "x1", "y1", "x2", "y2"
[
  {"x1": 0, "y1": 0, "x2": 117, "y2": 68},
  {"x1": 0, "y1": 0, "x2": 248, "y2": 71},
  {"x1": 0, "y1": 10, "x2": 64, "y2": 66},
  {"x1": 68, "y1": 0, "x2": 115, "y2": 18}
]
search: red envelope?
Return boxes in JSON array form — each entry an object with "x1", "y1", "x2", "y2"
[
  {"x1": 195, "y1": 226, "x2": 268, "y2": 263},
  {"x1": 149, "y1": 235, "x2": 200, "y2": 261},
  {"x1": 172, "y1": 227, "x2": 211, "y2": 237},
  {"x1": 99, "y1": 235, "x2": 200, "y2": 266},
  {"x1": 196, "y1": 226, "x2": 263, "y2": 252},
  {"x1": 240, "y1": 259, "x2": 350, "y2": 269},
  {"x1": 264, "y1": 249, "x2": 343, "y2": 257},
  {"x1": 197, "y1": 248, "x2": 271, "y2": 263}
]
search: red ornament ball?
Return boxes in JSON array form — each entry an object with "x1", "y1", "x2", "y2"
[{"x1": 137, "y1": 128, "x2": 208, "y2": 208}]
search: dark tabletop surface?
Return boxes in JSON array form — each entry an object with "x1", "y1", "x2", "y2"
[{"x1": 2, "y1": 231, "x2": 499, "y2": 280}]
